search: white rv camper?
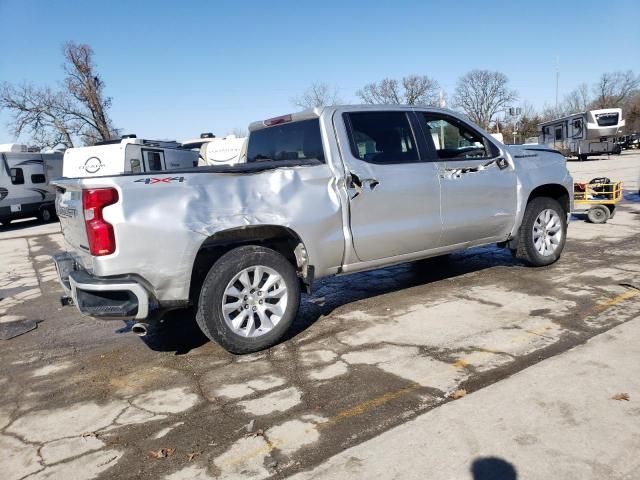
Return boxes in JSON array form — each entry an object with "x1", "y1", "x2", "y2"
[
  {"x1": 0, "y1": 144, "x2": 63, "y2": 225},
  {"x1": 181, "y1": 133, "x2": 247, "y2": 166},
  {"x1": 538, "y1": 108, "x2": 625, "y2": 160},
  {"x1": 62, "y1": 135, "x2": 199, "y2": 178}
]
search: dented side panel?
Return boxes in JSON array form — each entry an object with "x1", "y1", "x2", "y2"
[{"x1": 59, "y1": 163, "x2": 344, "y2": 301}]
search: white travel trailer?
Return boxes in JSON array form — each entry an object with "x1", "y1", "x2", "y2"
[
  {"x1": 62, "y1": 135, "x2": 199, "y2": 178},
  {"x1": 538, "y1": 108, "x2": 625, "y2": 160},
  {"x1": 181, "y1": 133, "x2": 247, "y2": 166},
  {"x1": 0, "y1": 144, "x2": 63, "y2": 225}
]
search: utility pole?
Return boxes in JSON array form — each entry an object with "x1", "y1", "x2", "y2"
[
  {"x1": 509, "y1": 107, "x2": 522, "y2": 144},
  {"x1": 555, "y1": 56, "x2": 559, "y2": 110},
  {"x1": 438, "y1": 90, "x2": 445, "y2": 148}
]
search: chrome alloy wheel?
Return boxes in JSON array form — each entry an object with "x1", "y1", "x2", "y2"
[
  {"x1": 221, "y1": 265, "x2": 288, "y2": 338},
  {"x1": 532, "y1": 209, "x2": 563, "y2": 256}
]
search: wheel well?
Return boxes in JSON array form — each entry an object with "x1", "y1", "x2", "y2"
[
  {"x1": 527, "y1": 184, "x2": 570, "y2": 215},
  {"x1": 188, "y1": 225, "x2": 306, "y2": 303}
]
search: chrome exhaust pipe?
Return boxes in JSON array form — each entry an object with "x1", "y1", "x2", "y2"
[{"x1": 132, "y1": 322, "x2": 149, "y2": 337}]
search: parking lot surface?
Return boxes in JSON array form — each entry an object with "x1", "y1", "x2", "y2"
[{"x1": 1, "y1": 151, "x2": 639, "y2": 479}]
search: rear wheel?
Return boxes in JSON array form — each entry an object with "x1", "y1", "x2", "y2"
[
  {"x1": 516, "y1": 197, "x2": 567, "y2": 267},
  {"x1": 587, "y1": 205, "x2": 610, "y2": 224},
  {"x1": 195, "y1": 245, "x2": 300, "y2": 354},
  {"x1": 578, "y1": 153, "x2": 588, "y2": 161}
]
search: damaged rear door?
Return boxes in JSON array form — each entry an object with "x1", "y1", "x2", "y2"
[
  {"x1": 417, "y1": 112, "x2": 517, "y2": 246},
  {"x1": 335, "y1": 110, "x2": 442, "y2": 262}
]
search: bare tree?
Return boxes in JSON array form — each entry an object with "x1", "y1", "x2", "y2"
[
  {"x1": 0, "y1": 83, "x2": 77, "y2": 148},
  {"x1": 563, "y1": 83, "x2": 591, "y2": 113},
  {"x1": 0, "y1": 42, "x2": 117, "y2": 148},
  {"x1": 230, "y1": 127, "x2": 248, "y2": 138},
  {"x1": 453, "y1": 70, "x2": 518, "y2": 129},
  {"x1": 292, "y1": 82, "x2": 342, "y2": 109},
  {"x1": 592, "y1": 70, "x2": 640, "y2": 109},
  {"x1": 625, "y1": 92, "x2": 640, "y2": 133},
  {"x1": 61, "y1": 42, "x2": 117, "y2": 144},
  {"x1": 356, "y1": 75, "x2": 440, "y2": 106}
]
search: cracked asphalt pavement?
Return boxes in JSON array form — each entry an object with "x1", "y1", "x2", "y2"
[{"x1": 1, "y1": 152, "x2": 639, "y2": 479}]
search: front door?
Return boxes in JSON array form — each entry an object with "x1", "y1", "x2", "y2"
[
  {"x1": 336, "y1": 110, "x2": 442, "y2": 262},
  {"x1": 417, "y1": 112, "x2": 517, "y2": 247}
]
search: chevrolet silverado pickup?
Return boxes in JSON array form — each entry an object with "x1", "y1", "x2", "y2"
[{"x1": 52, "y1": 106, "x2": 573, "y2": 353}]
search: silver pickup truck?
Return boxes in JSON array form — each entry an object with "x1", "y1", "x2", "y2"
[{"x1": 52, "y1": 106, "x2": 573, "y2": 353}]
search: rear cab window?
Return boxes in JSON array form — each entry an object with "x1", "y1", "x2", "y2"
[{"x1": 246, "y1": 119, "x2": 324, "y2": 163}]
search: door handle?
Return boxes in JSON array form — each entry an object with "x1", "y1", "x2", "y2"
[
  {"x1": 439, "y1": 157, "x2": 510, "y2": 179},
  {"x1": 347, "y1": 172, "x2": 379, "y2": 199}
]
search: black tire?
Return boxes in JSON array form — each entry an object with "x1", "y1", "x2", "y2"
[
  {"x1": 515, "y1": 197, "x2": 567, "y2": 267},
  {"x1": 195, "y1": 245, "x2": 300, "y2": 354},
  {"x1": 607, "y1": 205, "x2": 616, "y2": 219},
  {"x1": 587, "y1": 205, "x2": 610, "y2": 224},
  {"x1": 39, "y1": 207, "x2": 53, "y2": 223},
  {"x1": 578, "y1": 153, "x2": 588, "y2": 161}
]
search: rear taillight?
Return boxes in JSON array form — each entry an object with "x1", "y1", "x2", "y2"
[
  {"x1": 82, "y1": 188, "x2": 118, "y2": 256},
  {"x1": 263, "y1": 114, "x2": 292, "y2": 127}
]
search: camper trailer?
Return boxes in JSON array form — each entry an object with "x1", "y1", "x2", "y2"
[
  {"x1": 62, "y1": 135, "x2": 199, "y2": 178},
  {"x1": 0, "y1": 144, "x2": 63, "y2": 225},
  {"x1": 181, "y1": 133, "x2": 247, "y2": 166},
  {"x1": 538, "y1": 108, "x2": 625, "y2": 160}
]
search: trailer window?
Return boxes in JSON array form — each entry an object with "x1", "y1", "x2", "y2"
[
  {"x1": 555, "y1": 126, "x2": 563, "y2": 141},
  {"x1": 31, "y1": 174, "x2": 46, "y2": 184},
  {"x1": 247, "y1": 119, "x2": 324, "y2": 163},
  {"x1": 10, "y1": 168, "x2": 24, "y2": 185},
  {"x1": 142, "y1": 150, "x2": 164, "y2": 171},
  {"x1": 595, "y1": 112, "x2": 619, "y2": 127}
]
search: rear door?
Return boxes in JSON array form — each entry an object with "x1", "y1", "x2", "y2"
[
  {"x1": 416, "y1": 111, "x2": 517, "y2": 246},
  {"x1": 335, "y1": 110, "x2": 442, "y2": 262}
]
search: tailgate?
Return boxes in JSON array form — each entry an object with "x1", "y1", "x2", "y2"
[{"x1": 54, "y1": 184, "x2": 91, "y2": 254}]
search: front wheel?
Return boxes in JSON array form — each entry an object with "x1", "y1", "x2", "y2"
[
  {"x1": 195, "y1": 246, "x2": 301, "y2": 354},
  {"x1": 515, "y1": 197, "x2": 567, "y2": 267}
]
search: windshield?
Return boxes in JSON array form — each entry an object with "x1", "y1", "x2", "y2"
[
  {"x1": 595, "y1": 112, "x2": 619, "y2": 127},
  {"x1": 246, "y1": 119, "x2": 324, "y2": 163}
]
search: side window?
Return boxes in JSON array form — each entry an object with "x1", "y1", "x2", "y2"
[
  {"x1": 31, "y1": 174, "x2": 46, "y2": 184},
  {"x1": 10, "y1": 168, "x2": 24, "y2": 185},
  {"x1": 346, "y1": 112, "x2": 419, "y2": 163},
  {"x1": 422, "y1": 114, "x2": 495, "y2": 160}
]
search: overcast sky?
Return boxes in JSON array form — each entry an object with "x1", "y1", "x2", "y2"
[{"x1": 1, "y1": 0, "x2": 639, "y2": 143}]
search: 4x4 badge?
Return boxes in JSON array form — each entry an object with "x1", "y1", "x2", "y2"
[{"x1": 134, "y1": 177, "x2": 185, "y2": 184}]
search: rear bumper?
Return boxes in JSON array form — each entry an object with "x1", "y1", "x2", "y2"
[{"x1": 52, "y1": 252, "x2": 153, "y2": 320}]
